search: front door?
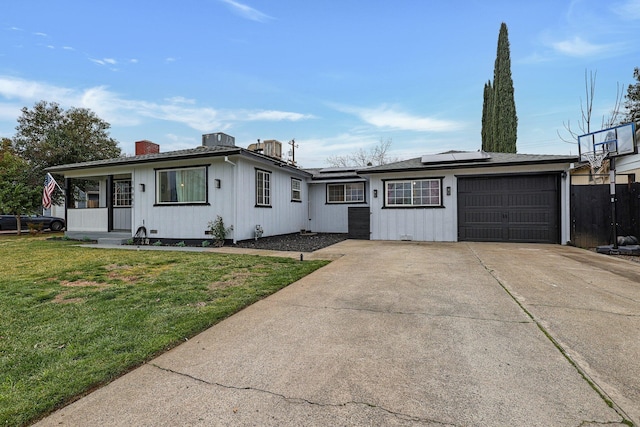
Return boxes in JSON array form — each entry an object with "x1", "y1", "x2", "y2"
[{"x1": 112, "y1": 179, "x2": 132, "y2": 231}]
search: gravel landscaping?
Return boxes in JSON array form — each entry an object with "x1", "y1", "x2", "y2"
[{"x1": 233, "y1": 233, "x2": 348, "y2": 252}]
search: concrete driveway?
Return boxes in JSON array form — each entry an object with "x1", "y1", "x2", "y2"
[{"x1": 36, "y1": 241, "x2": 639, "y2": 426}]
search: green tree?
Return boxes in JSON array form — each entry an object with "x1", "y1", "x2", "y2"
[
  {"x1": 481, "y1": 80, "x2": 493, "y2": 151},
  {"x1": 481, "y1": 22, "x2": 517, "y2": 153},
  {"x1": 0, "y1": 139, "x2": 43, "y2": 234},
  {"x1": 623, "y1": 67, "x2": 640, "y2": 124},
  {"x1": 13, "y1": 101, "x2": 121, "y2": 176}
]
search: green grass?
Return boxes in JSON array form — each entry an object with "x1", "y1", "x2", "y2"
[{"x1": 0, "y1": 235, "x2": 329, "y2": 426}]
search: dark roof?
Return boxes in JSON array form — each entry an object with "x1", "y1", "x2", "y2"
[
  {"x1": 358, "y1": 152, "x2": 578, "y2": 174},
  {"x1": 305, "y1": 166, "x2": 369, "y2": 181},
  {"x1": 47, "y1": 144, "x2": 310, "y2": 176}
]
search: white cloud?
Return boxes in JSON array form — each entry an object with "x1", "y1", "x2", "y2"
[
  {"x1": 551, "y1": 36, "x2": 611, "y2": 57},
  {"x1": 613, "y1": 0, "x2": 640, "y2": 19},
  {"x1": 245, "y1": 110, "x2": 313, "y2": 121},
  {"x1": 219, "y1": 0, "x2": 273, "y2": 22},
  {"x1": 334, "y1": 104, "x2": 463, "y2": 133},
  {"x1": 0, "y1": 76, "x2": 313, "y2": 133}
]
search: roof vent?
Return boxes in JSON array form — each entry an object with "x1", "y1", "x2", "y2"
[{"x1": 202, "y1": 132, "x2": 235, "y2": 147}]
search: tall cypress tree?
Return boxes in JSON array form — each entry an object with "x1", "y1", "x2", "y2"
[
  {"x1": 481, "y1": 80, "x2": 493, "y2": 151},
  {"x1": 481, "y1": 22, "x2": 517, "y2": 153}
]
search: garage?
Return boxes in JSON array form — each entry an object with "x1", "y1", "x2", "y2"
[{"x1": 457, "y1": 174, "x2": 560, "y2": 243}]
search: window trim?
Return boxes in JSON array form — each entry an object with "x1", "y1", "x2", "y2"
[
  {"x1": 382, "y1": 177, "x2": 444, "y2": 208},
  {"x1": 113, "y1": 179, "x2": 132, "y2": 207},
  {"x1": 325, "y1": 181, "x2": 366, "y2": 204},
  {"x1": 255, "y1": 168, "x2": 272, "y2": 208},
  {"x1": 291, "y1": 178, "x2": 302, "y2": 202},
  {"x1": 154, "y1": 165, "x2": 209, "y2": 206}
]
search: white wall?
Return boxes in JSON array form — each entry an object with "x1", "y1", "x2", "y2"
[
  {"x1": 131, "y1": 158, "x2": 236, "y2": 240},
  {"x1": 365, "y1": 163, "x2": 572, "y2": 243},
  {"x1": 367, "y1": 173, "x2": 455, "y2": 241},
  {"x1": 233, "y1": 158, "x2": 309, "y2": 241},
  {"x1": 308, "y1": 181, "x2": 369, "y2": 233}
]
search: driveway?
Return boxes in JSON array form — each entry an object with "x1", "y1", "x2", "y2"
[{"x1": 36, "y1": 241, "x2": 639, "y2": 426}]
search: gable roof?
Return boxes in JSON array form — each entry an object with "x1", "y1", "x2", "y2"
[
  {"x1": 358, "y1": 152, "x2": 578, "y2": 174},
  {"x1": 47, "y1": 144, "x2": 311, "y2": 177}
]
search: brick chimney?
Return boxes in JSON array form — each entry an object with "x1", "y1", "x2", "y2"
[{"x1": 135, "y1": 140, "x2": 160, "y2": 155}]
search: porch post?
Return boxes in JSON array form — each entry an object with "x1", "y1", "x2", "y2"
[{"x1": 107, "y1": 175, "x2": 114, "y2": 232}]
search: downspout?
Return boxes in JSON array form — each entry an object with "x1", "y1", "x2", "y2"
[{"x1": 224, "y1": 156, "x2": 237, "y2": 244}]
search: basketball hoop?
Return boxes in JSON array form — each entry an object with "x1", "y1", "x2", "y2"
[{"x1": 583, "y1": 150, "x2": 608, "y2": 170}]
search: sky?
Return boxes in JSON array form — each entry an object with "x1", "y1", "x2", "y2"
[{"x1": 1, "y1": 0, "x2": 639, "y2": 168}]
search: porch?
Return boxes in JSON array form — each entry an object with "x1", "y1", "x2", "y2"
[{"x1": 65, "y1": 231, "x2": 132, "y2": 245}]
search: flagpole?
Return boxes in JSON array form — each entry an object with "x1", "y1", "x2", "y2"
[{"x1": 47, "y1": 173, "x2": 64, "y2": 193}]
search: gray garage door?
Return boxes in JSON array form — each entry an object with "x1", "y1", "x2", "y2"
[{"x1": 457, "y1": 174, "x2": 560, "y2": 243}]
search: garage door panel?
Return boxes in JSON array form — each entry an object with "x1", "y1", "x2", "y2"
[{"x1": 458, "y1": 175, "x2": 559, "y2": 243}]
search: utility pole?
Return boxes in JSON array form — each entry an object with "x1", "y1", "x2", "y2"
[{"x1": 288, "y1": 139, "x2": 298, "y2": 166}]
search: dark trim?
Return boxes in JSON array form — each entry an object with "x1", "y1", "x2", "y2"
[
  {"x1": 254, "y1": 205, "x2": 273, "y2": 208},
  {"x1": 291, "y1": 177, "x2": 302, "y2": 202},
  {"x1": 255, "y1": 168, "x2": 272, "y2": 207},
  {"x1": 361, "y1": 158, "x2": 577, "y2": 174},
  {"x1": 382, "y1": 206, "x2": 446, "y2": 210},
  {"x1": 325, "y1": 181, "x2": 367, "y2": 204},
  {"x1": 154, "y1": 165, "x2": 209, "y2": 205},
  {"x1": 153, "y1": 203, "x2": 211, "y2": 207},
  {"x1": 107, "y1": 175, "x2": 114, "y2": 231},
  {"x1": 453, "y1": 171, "x2": 566, "y2": 179},
  {"x1": 154, "y1": 163, "x2": 211, "y2": 171},
  {"x1": 381, "y1": 177, "x2": 444, "y2": 208}
]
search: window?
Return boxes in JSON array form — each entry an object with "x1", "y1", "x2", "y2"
[
  {"x1": 113, "y1": 180, "x2": 132, "y2": 207},
  {"x1": 156, "y1": 166, "x2": 207, "y2": 204},
  {"x1": 256, "y1": 169, "x2": 271, "y2": 206},
  {"x1": 385, "y1": 179, "x2": 441, "y2": 207},
  {"x1": 327, "y1": 182, "x2": 365, "y2": 203},
  {"x1": 291, "y1": 178, "x2": 302, "y2": 202}
]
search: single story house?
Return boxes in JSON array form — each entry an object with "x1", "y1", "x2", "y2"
[{"x1": 47, "y1": 133, "x2": 577, "y2": 245}]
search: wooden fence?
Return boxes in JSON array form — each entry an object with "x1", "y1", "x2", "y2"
[{"x1": 570, "y1": 181, "x2": 640, "y2": 248}]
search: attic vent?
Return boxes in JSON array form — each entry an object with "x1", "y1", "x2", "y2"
[
  {"x1": 420, "y1": 151, "x2": 491, "y2": 164},
  {"x1": 202, "y1": 133, "x2": 235, "y2": 147}
]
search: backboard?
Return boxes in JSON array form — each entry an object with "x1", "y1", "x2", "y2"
[{"x1": 578, "y1": 122, "x2": 637, "y2": 162}]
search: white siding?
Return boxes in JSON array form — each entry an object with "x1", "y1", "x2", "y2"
[
  {"x1": 365, "y1": 163, "x2": 572, "y2": 243},
  {"x1": 233, "y1": 159, "x2": 309, "y2": 241},
  {"x1": 308, "y1": 182, "x2": 369, "y2": 233},
  {"x1": 368, "y1": 174, "x2": 455, "y2": 241},
  {"x1": 131, "y1": 158, "x2": 235, "y2": 240}
]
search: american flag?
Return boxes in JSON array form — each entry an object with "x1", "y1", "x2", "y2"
[{"x1": 42, "y1": 173, "x2": 57, "y2": 209}]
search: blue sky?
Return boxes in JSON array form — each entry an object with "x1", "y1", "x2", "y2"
[{"x1": 1, "y1": 0, "x2": 639, "y2": 167}]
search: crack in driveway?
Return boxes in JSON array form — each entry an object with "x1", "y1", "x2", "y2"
[
  {"x1": 289, "y1": 303, "x2": 531, "y2": 324},
  {"x1": 466, "y1": 244, "x2": 635, "y2": 427},
  {"x1": 148, "y1": 363, "x2": 460, "y2": 426}
]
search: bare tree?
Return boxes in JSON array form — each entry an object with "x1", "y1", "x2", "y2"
[
  {"x1": 558, "y1": 70, "x2": 624, "y2": 144},
  {"x1": 326, "y1": 137, "x2": 399, "y2": 167}
]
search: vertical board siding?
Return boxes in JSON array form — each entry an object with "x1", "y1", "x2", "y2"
[
  {"x1": 308, "y1": 183, "x2": 369, "y2": 233},
  {"x1": 368, "y1": 174, "x2": 456, "y2": 241}
]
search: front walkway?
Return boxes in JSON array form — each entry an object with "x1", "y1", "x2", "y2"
[{"x1": 36, "y1": 241, "x2": 638, "y2": 426}]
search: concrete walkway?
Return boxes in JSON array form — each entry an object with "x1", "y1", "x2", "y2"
[{"x1": 36, "y1": 241, "x2": 639, "y2": 426}]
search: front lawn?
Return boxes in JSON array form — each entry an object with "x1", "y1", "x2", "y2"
[{"x1": 0, "y1": 236, "x2": 329, "y2": 426}]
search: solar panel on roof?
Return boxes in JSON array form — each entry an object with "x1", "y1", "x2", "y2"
[{"x1": 420, "y1": 151, "x2": 491, "y2": 164}]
